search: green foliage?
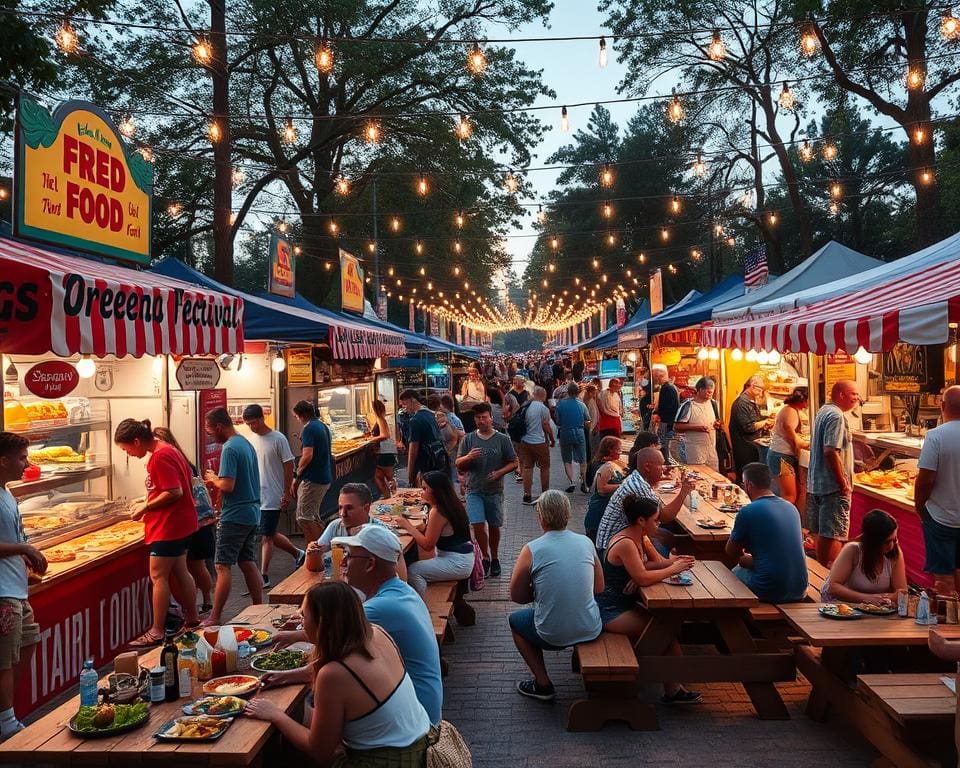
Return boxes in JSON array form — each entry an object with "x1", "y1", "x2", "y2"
[{"x1": 16, "y1": 95, "x2": 58, "y2": 148}]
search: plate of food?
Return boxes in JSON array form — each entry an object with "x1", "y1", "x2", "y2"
[
  {"x1": 250, "y1": 648, "x2": 312, "y2": 673},
  {"x1": 154, "y1": 716, "x2": 233, "y2": 742},
  {"x1": 853, "y1": 602, "x2": 897, "y2": 616},
  {"x1": 696, "y1": 517, "x2": 728, "y2": 529},
  {"x1": 718, "y1": 504, "x2": 741, "y2": 512},
  {"x1": 658, "y1": 483, "x2": 677, "y2": 492},
  {"x1": 819, "y1": 603, "x2": 863, "y2": 620},
  {"x1": 68, "y1": 702, "x2": 149, "y2": 738},
  {"x1": 233, "y1": 627, "x2": 273, "y2": 648},
  {"x1": 182, "y1": 695, "x2": 247, "y2": 718},
  {"x1": 202, "y1": 675, "x2": 261, "y2": 697},
  {"x1": 664, "y1": 572, "x2": 694, "y2": 586}
]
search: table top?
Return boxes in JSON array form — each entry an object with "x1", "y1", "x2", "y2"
[
  {"x1": 858, "y1": 673, "x2": 957, "y2": 723},
  {"x1": 659, "y1": 465, "x2": 748, "y2": 543},
  {"x1": 779, "y1": 604, "x2": 960, "y2": 647},
  {"x1": 2, "y1": 604, "x2": 307, "y2": 766},
  {"x1": 640, "y1": 559, "x2": 758, "y2": 610}
]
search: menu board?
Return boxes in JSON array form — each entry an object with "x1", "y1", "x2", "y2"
[
  {"x1": 824, "y1": 351, "x2": 856, "y2": 394},
  {"x1": 881, "y1": 343, "x2": 942, "y2": 394},
  {"x1": 286, "y1": 346, "x2": 313, "y2": 384}
]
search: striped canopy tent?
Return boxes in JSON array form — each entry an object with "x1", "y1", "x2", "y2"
[{"x1": 701, "y1": 238, "x2": 960, "y2": 353}]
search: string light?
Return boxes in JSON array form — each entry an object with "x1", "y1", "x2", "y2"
[
  {"x1": 768, "y1": 211, "x2": 778, "y2": 226},
  {"x1": 324, "y1": 261, "x2": 333, "y2": 271},
  {"x1": 415, "y1": 241, "x2": 424, "y2": 256},
  {"x1": 118, "y1": 115, "x2": 136, "y2": 138},
  {"x1": 829, "y1": 200, "x2": 840, "y2": 217},
  {"x1": 592, "y1": 257, "x2": 600, "y2": 269},
  {"x1": 602, "y1": 201, "x2": 613, "y2": 219},
  {"x1": 0, "y1": 187, "x2": 7, "y2": 201},
  {"x1": 504, "y1": 169, "x2": 518, "y2": 194},
  {"x1": 277, "y1": 220, "x2": 289, "y2": 233},
  {"x1": 799, "y1": 140, "x2": 814, "y2": 162},
  {"x1": 667, "y1": 88, "x2": 684, "y2": 124},
  {"x1": 800, "y1": 16, "x2": 819, "y2": 57},
  {"x1": 548, "y1": 263, "x2": 557, "y2": 272},
  {"x1": 390, "y1": 216, "x2": 401, "y2": 232},
  {"x1": 560, "y1": 105, "x2": 570, "y2": 132},
  {"x1": 417, "y1": 174, "x2": 429, "y2": 196},
  {"x1": 328, "y1": 219, "x2": 339, "y2": 235},
  {"x1": 714, "y1": 222, "x2": 724, "y2": 237},
  {"x1": 669, "y1": 195, "x2": 682, "y2": 214},
  {"x1": 138, "y1": 147, "x2": 154, "y2": 163},
  {"x1": 638, "y1": 253, "x2": 647, "y2": 264},
  {"x1": 822, "y1": 141, "x2": 838, "y2": 161},
  {"x1": 55, "y1": 20, "x2": 79, "y2": 54},
  {"x1": 364, "y1": 121, "x2": 381, "y2": 144},
  {"x1": 943, "y1": 9, "x2": 960, "y2": 40},
  {"x1": 536, "y1": 205, "x2": 546, "y2": 225},
  {"x1": 466, "y1": 42, "x2": 488, "y2": 76},
  {"x1": 549, "y1": 235, "x2": 559, "y2": 250},
  {"x1": 315, "y1": 40, "x2": 334, "y2": 73},
  {"x1": 599, "y1": 163, "x2": 615, "y2": 188},
  {"x1": 334, "y1": 175, "x2": 350, "y2": 195},
  {"x1": 920, "y1": 167, "x2": 935, "y2": 184},
  {"x1": 693, "y1": 153, "x2": 706, "y2": 177},
  {"x1": 598, "y1": 35, "x2": 608, "y2": 67},
  {"x1": 387, "y1": 266, "x2": 395, "y2": 277},
  {"x1": 453, "y1": 241, "x2": 462, "y2": 255},
  {"x1": 660, "y1": 227, "x2": 669, "y2": 241},
  {"x1": 690, "y1": 248, "x2": 702, "y2": 262},
  {"x1": 367, "y1": 241, "x2": 376, "y2": 254},
  {"x1": 455, "y1": 210, "x2": 465, "y2": 229},
  {"x1": 830, "y1": 181, "x2": 842, "y2": 199},
  {"x1": 231, "y1": 167, "x2": 246, "y2": 187},
  {"x1": 708, "y1": 29, "x2": 727, "y2": 61},
  {"x1": 166, "y1": 202, "x2": 182, "y2": 217},
  {"x1": 192, "y1": 36, "x2": 212, "y2": 65},
  {"x1": 207, "y1": 119, "x2": 222, "y2": 143},
  {"x1": 913, "y1": 124, "x2": 928, "y2": 145},
  {"x1": 455, "y1": 114, "x2": 472, "y2": 140},
  {"x1": 282, "y1": 117, "x2": 297, "y2": 144},
  {"x1": 668, "y1": 264, "x2": 677, "y2": 274},
  {"x1": 778, "y1": 81, "x2": 795, "y2": 110},
  {"x1": 906, "y1": 67, "x2": 926, "y2": 90}
]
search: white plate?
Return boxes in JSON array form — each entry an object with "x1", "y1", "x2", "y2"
[{"x1": 658, "y1": 483, "x2": 677, "y2": 491}]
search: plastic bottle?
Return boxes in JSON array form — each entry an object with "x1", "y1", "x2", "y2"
[
  {"x1": 237, "y1": 641, "x2": 252, "y2": 672},
  {"x1": 688, "y1": 490, "x2": 700, "y2": 512},
  {"x1": 217, "y1": 625, "x2": 238, "y2": 673},
  {"x1": 79, "y1": 660, "x2": 99, "y2": 706},
  {"x1": 916, "y1": 590, "x2": 938, "y2": 626},
  {"x1": 178, "y1": 647, "x2": 198, "y2": 697}
]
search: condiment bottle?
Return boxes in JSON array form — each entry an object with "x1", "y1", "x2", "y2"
[
  {"x1": 161, "y1": 630, "x2": 179, "y2": 702},
  {"x1": 237, "y1": 641, "x2": 252, "y2": 672},
  {"x1": 195, "y1": 634, "x2": 214, "y2": 681},
  {"x1": 217, "y1": 625, "x2": 238, "y2": 673},
  {"x1": 149, "y1": 667, "x2": 165, "y2": 703},
  {"x1": 211, "y1": 647, "x2": 227, "y2": 677}
]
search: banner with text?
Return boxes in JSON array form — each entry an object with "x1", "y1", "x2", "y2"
[
  {"x1": 268, "y1": 233, "x2": 296, "y2": 298},
  {"x1": 340, "y1": 248, "x2": 364, "y2": 314}
]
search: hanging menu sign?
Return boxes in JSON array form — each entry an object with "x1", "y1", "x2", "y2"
[
  {"x1": 881, "y1": 343, "x2": 943, "y2": 394},
  {"x1": 286, "y1": 346, "x2": 313, "y2": 384},
  {"x1": 824, "y1": 352, "x2": 856, "y2": 394}
]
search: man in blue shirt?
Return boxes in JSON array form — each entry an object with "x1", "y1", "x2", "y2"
[
  {"x1": 203, "y1": 407, "x2": 263, "y2": 625},
  {"x1": 291, "y1": 400, "x2": 334, "y2": 545},
  {"x1": 726, "y1": 462, "x2": 808, "y2": 603},
  {"x1": 399, "y1": 389, "x2": 446, "y2": 485},
  {"x1": 554, "y1": 383, "x2": 591, "y2": 494}
]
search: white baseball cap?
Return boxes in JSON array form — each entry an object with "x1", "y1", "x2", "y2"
[{"x1": 331, "y1": 525, "x2": 401, "y2": 562}]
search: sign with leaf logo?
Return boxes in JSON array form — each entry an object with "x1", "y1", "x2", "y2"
[{"x1": 14, "y1": 96, "x2": 153, "y2": 264}]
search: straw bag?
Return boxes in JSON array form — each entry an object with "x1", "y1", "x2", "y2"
[{"x1": 427, "y1": 721, "x2": 472, "y2": 768}]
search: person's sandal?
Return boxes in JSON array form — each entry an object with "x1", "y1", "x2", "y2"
[
  {"x1": 127, "y1": 631, "x2": 164, "y2": 649},
  {"x1": 516, "y1": 679, "x2": 555, "y2": 701},
  {"x1": 660, "y1": 689, "x2": 702, "y2": 705}
]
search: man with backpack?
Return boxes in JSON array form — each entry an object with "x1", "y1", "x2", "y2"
[
  {"x1": 510, "y1": 387, "x2": 555, "y2": 506},
  {"x1": 400, "y1": 389, "x2": 448, "y2": 486}
]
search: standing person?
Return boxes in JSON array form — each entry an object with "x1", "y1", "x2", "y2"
[
  {"x1": 290, "y1": 400, "x2": 334, "y2": 545},
  {"x1": 673, "y1": 376, "x2": 721, "y2": 471},
  {"x1": 519, "y1": 387, "x2": 555, "y2": 507},
  {"x1": 538, "y1": 358, "x2": 554, "y2": 393},
  {"x1": 584, "y1": 437, "x2": 627, "y2": 543},
  {"x1": 457, "y1": 402, "x2": 518, "y2": 577},
  {"x1": 915, "y1": 385, "x2": 960, "y2": 596},
  {"x1": 243, "y1": 404, "x2": 305, "y2": 586},
  {"x1": 509, "y1": 491, "x2": 603, "y2": 701},
  {"x1": 427, "y1": 394, "x2": 461, "y2": 485},
  {"x1": 596, "y1": 378, "x2": 624, "y2": 438},
  {"x1": 114, "y1": 419, "x2": 199, "y2": 646},
  {"x1": 555, "y1": 382, "x2": 591, "y2": 493},
  {"x1": 399, "y1": 389, "x2": 446, "y2": 486},
  {"x1": 650, "y1": 364, "x2": 680, "y2": 461},
  {"x1": 460, "y1": 365, "x2": 488, "y2": 404},
  {"x1": 725, "y1": 463, "x2": 809, "y2": 604},
  {"x1": 582, "y1": 384, "x2": 601, "y2": 459},
  {"x1": 572, "y1": 357, "x2": 585, "y2": 383},
  {"x1": 806, "y1": 380, "x2": 859, "y2": 566},
  {"x1": 767, "y1": 386, "x2": 809, "y2": 505},
  {"x1": 488, "y1": 388, "x2": 507, "y2": 431},
  {"x1": 729, "y1": 375, "x2": 772, "y2": 478},
  {"x1": 505, "y1": 377, "x2": 529, "y2": 482},
  {"x1": 0, "y1": 433, "x2": 46, "y2": 740},
  {"x1": 202, "y1": 407, "x2": 263, "y2": 625},
  {"x1": 368, "y1": 399, "x2": 398, "y2": 499}
]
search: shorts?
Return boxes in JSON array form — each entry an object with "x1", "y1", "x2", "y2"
[
  {"x1": 560, "y1": 434, "x2": 587, "y2": 464},
  {"x1": 187, "y1": 523, "x2": 216, "y2": 561},
  {"x1": 466, "y1": 492, "x2": 504, "y2": 527},
  {"x1": 518, "y1": 441, "x2": 550, "y2": 470},
  {"x1": 259, "y1": 509, "x2": 282, "y2": 537},
  {"x1": 767, "y1": 450, "x2": 798, "y2": 477},
  {"x1": 297, "y1": 480, "x2": 329, "y2": 524},
  {"x1": 376, "y1": 454, "x2": 398, "y2": 468},
  {"x1": 805, "y1": 490, "x2": 851, "y2": 540},
  {"x1": 215, "y1": 522, "x2": 259, "y2": 566},
  {"x1": 922, "y1": 516, "x2": 960, "y2": 575},
  {"x1": 508, "y1": 607, "x2": 564, "y2": 651},
  {"x1": 0, "y1": 598, "x2": 39, "y2": 670},
  {"x1": 149, "y1": 536, "x2": 190, "y2": 557}
]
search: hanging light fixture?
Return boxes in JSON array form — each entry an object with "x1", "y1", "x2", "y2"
[
  {"x1": 602, "y1": 201, "x2": 613, "y2": 219},
  {"x1": 536, "y1": 205, "x2": 546, "y2": 225},
  {"x1": 560, "y1": 105, "x2": 570, "y2": 132},
  {"x1": 669, "y1": 195, "x2": 682, "y2": 215},
  {"x1": 660, "y1": 227, "x2": 669, "y2": 241},
  {"x1": 415, "y1": 241, "x2": 424, "y2": 256},
  {"x1": 455, "y1": 210, "x2": 465, "y2": 229},
  {"x1": 853, "y1": 347, "x2": 873, "y2": 365},
  {"x1": 708, "y1": 28, "x2": 727, "y2": 61},
  {"x1": 328, "y1": 219, "x2": 339, "y2": 236},
  {"x1": 768, "y1": 211, "x2": 778, "y2": 226},
  {"x1": 364, "y1": 121, "x2": 381, "y2": 144},
  {"x1": 830, "y1": 181, "x2": 843, "y2": 200},
  {"x1": 467, "y1": 42, "x2": 488, "y2": 75},
  {"x1": 271, "y1": 351, "x2": 286, "y2": 373},
  {"x1": 118, "y1": 115, "x2": 136, "y2": 139},
  {"x1": 906, "y1": 66, "x2": 926, "y2": 90},
  {"x1": 455, "y1": 114, "x2": 472, "y2": 141},
  {"x1": 549, "y1": 235, "x2": 559, "y2": 250},
  {"x1": 417, "y1": 174, "x2": 429, "y2": 196},
  {"x1": 822, "y1": 141, "x2": 838, "y2": 161},
  {"x1": 693, "y1": 153, "x2": 706, "y2": 177},
  {"x1": 667, "y1": 88, "x2": 684, "y2": 123},
  {"x1": 599, "y1": 163, "x2": 615, "y2": 188},
  {"x1": 606, "y1": 233, "x2": 616, "y2": 246},
  {"x1": 453, "y1": 241, "x2": 462, "y2": 255},
  {"x1": 943, "y1": 9, "x2": 960, "y2": 40},
  {"x1": 315, "y1": 40, "x2": 334, "y2": 73},
  {"x1": 745, "y1": 349, "x2": 758, "y2": 362},
  {"x1": 504, "y1": 169, "x2": 518, "y2": 194},
  {"x1": 598, "y1": 35, "x2": 608, "y2": 67},
  {"x1": 207, "y1": 119, "x2": 222, "y2": 143},
  {"x1": 778, "y1": 81, "x2": 795, "y2": 110},
  {"x1": 76, "y1": 355, "x2": 96, "y2": 378},
  {"x1": 913, "y1": 124, "x2": 928, "y2": 145},
  {"x1": 592, "y1": 257, "x2": 600, "y2": 269},
  {"x1": 55, "y1": 19, "x2": 79, "y2": 53},
  {"x1": 799, "y1": 139, "x2": 814, "y2": 162},
  {"x1": 731, "y1": 348, "x2": 744, "y2": 361},
  {"x1": 192, "y1": 36, "x2": 212, "y2": 65},
  {"x1": 282, "y1": 117, "x2": 297, "y2": 144},
  {"x1": 390, "y1": 216, "x2": 401, "y2": 232},
  {"x1": 334, "y1": 175, "x2": 350, "y2": 195},
  {"x1": 800, "y1": 16, "x2": 819, "y2": 57}
]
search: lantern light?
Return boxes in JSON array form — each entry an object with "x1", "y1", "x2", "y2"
[
  {"x1": 455, "y1": 114, "x2": 472, "y2": 140},
  {"x1": 364, "y1": 121, "x2": 381, "y2": 144},
  {"x1": 76, "y1": 355, "x2": 96, "y2": 379},
  {"x1": 697, "y1": 347, "x2": 709, "y2": 361},
  {"x1": 822, "y1": 141, "x2": 838, "y2": 161},
  {"x1": 560, "y1": 105, "x2": 570, "y2": 132},
  {"x1": 708, "y1": 29, "x2": 727, "y2": 61},
  {"x1": 778, "y1": 81, "x2": 795, "y2": 110},
  {"x1": 599, "y1": 164, "x2": 615, "y2": 188},
  {"x1": 799, "y1": 140, "x2": 814, "y2": 162},
  {"x1": 335, "y1": 175, "x2": 350, "y2": 195},
  {"x1": 118, "y1": 115, "x2": 136, "y2": 138},
  {"x1": 282, "y1": 117, "x2": 297, "y2": 144},
  {"x1": 390, "y1": 216, "x2": 401, "y2": 232},
  {"x1": 800, "y1": 17, "x2": 819, "y2": 57},
  {"x1": 913, "y1": 125, "x2": 927, "y2": 145},
  {"x1": 731, "y1": 348, "x2": 744, "y2": 361},
  {"x1": 854, "y1": 347, "x2": 873, "y2": 365},
  {"x1": 602, "y1": 201, "x2": 613, "y2": 219},
  {"x1": 943, "y1": 9, "x2": 960, "y2": 40},
  {"x1": 207, "y1": 119, "x2": 222, "y2": 143},
  {"x1": 467, "y1": 42, "x2": 487, "y2": 75},
  {"x1": 670, "y1": 195, "x2": 681, "y2": 214},
  {"x1": 315, "y1": 41, "x2": 334, "y2": 73},
  {"x1": 55, "y1": 19, "x2": 80, "y2": 54},
  {"x1": 417, "y1": 174, "x2": 429, "y2": 196},
  {"x1": 192, "y1": 37, "x2": 212, "y2": 65},
  {"x1": 667, "y1": 89, "x2": 684, "y2": 123},
  {"x1": 745, "y1": 349, "x2": 758, "y2": 362},
  {"x1": 271, "y1": 353, "x2": 286, "y2": 373},
  {"x1": 906, "y1": 67, "x2": 925, "y2": 90}
]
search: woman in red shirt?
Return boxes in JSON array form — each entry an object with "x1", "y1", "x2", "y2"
[{"x1": 114, "y1": 418, "x2": 199, "y2": 647}]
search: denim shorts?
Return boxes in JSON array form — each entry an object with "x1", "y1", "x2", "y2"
[
  {"x1": 508, "y1": 607, "x2": 564, "y2": 651},
  {"x1": 560, "y1": 434, "x2": 587, "y2": 464},
  {"x1": 805, "y1": 491, "x2": 851, "y2": 540},
  {"x1": 922, "y1": 516, "x2": 960, "y2": 574},
  {"x1": 465, "y1": 492, "x2": 504, "y2": 527},
  {"x1": 767, "y1": 450, "x2": 798, "y2": 477},
  {"x1": 215, "y1": 522, "x2": 259, "y2": 565},
  {"x1": 149, "y1": 536, "x2": 190, "y2": 557}
]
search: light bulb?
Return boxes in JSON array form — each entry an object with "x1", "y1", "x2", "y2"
[
  {"x1": 693, "y1": 153, "x2": 706, "y2": 177},
  {"x1": 467, "y1": 42, "x2": 487, "y2": 75},
  {"x1": 906, "y1": 67, "x2": 925, "y2": 90},
  {"x1": 599, "y1": 164, "x2": 615, "y2": 187},
  {"x1": 55, "y1": 20, "x2": 79, "y2": 54},
  {"x1": 709, "y1": 349, "x2": 720, "y2": 361},
  {"x1": 757, "y1": 350, "x2": 770, "y2": 365},
  {"x1": 335, "y1": 175, "x2": 349, "y2": 195},
  {"x1": 118, "y1": 115, "x2": 136, "y2": 139},
  {"x1": 536, "y1": 205, "x2": 546, "y2": 225},
  {"x1": 592, "y1": 258, "x2": 599, "y2": 269},
  {"x1": 390, "y1": 216, "x2": 401, "y2": 232},
  {"x1": 76, "y1": 355, "x2": 96, "y2": 378},
  {"x1": 830, "y1": 181, "x2": 842, "y2": 200},
  {"x1": 697, "y1": 347, "x2": 709, "y2": 361},
  {"x1": 606, "y1": 233, "x2": 616, "y2": 246},
  {"x1": 799, "y1": 140, "x2": 814, "y2": 162},
  {"x1": 667, "y1": 89, "x2": 684, "y2": 124},
  {"x1": 417, "y1": 174, "x2": 429, "y2": 196},
  {"x1": 768, "y1": 350, "x2": 781, "y2": 365},
  {"x1": 598, "y1": 35, "x2": 608, "y2": 67},
  {"x1": 271, "y1": 354, "x2": 286, "y2": 373},
  {"x1": 328, "y1": 219, "x2": 339, "y2": 235},
  {"x1": 778, "y1": 81, "x2": 795, "y2": 110},
  {"x1": 364, "y1": 121, "x2": 380, "y2": 144},
  {"x1": 822, "y1": 141, "x2": 838, "y2": 161},
  {"x1": 456, "y1": 114, "x2": 472, "y2": 140},
  {"x1": 207, "y1": 119, "x2": 222, "y2": 143},
  {"x1": 504, "y1": 170, "x2": 518, "y2": 194},
  {"x1": 231, "y1": 167, "x2": 246, "y2": 187},
  {"x1": 853, "y1": 347, "x2": 872, "y2": 365},
  {"x1": 602, "y1": 201, "x2": 613, "y2": 219},
  {"x1": 768, "y1": 211, "x2": 778, "y2": 226},
  {"x1": 800, "y1": 19, "x2": 819, "y2": 57},
  {"x1": 731, "y1": 348, "x2": 744, "y2": 361},
  {"x1": 192, "y1": 37, "x2": 212, "y2": 65},
  {"x1": 560, "y1": 105, "x2": 570, "y2": 132},
  {"x1": 913, "y1": 125, "x2": 927, "y2": 145},
  {"x1": 152, "y1": 355, "x2": 164, "y2": 377},
  {"x1": 920, "y1": 168, "x2": 935, "y2": 185},
  {"x1": 943, "y1": 9, "x2": 960, "y2": 40},
  {"x1": 670, "y1": 195, "x2": 681, "y2": 214},
  {"x1": 282, "y1": 118, "x2": 297, "y2": 144},
  {"x1": 415, "y1": 241, "x2": 424, "y2": 256},
  {"x1": 166, "y1": 202, "x2": 182, "y2": 217},
  {"x1": 660, "y1": 227, "x2": 669, "y2": 241},
  {"x1": 745, "y1": 349, "x2": 758, "y2": 362},
  {"x1": 455, "y1": 211, "x2": 465, "y2": 228},
  {"x1": 315, "y1": 42, "x2": 334, "y2": 73},
  {"x1": 550, "y1": 236, "x2": 559, "y2": 250},
  {"x1": 708, "y1": 29, "x2": 727, "y2": 61}
]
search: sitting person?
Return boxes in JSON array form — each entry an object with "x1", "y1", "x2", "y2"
[
  {"x1": 626, "y1": 430, "x2": 660, "y2": 470},
  {"x1": 597, "y1": 495, "x2": 701, "y2": 704},
  {"x1": 821, "y1": 509, "x2": 907, "y2": 605},
  {"x1": 245, "y1": 581, "x2": 431, "y2": 765},
  {"x1": 584, "y1": 436, "x2": 627, "y2": 543},
  {"x1": 395, "y1": 471, "x2": 475, "y2": 595},
  {"x1": 725, "y1": 463, "x2": 808, "y2": 603},
  {"x1": 509, "y1": 490, "x2": 603, "y2": 701}
]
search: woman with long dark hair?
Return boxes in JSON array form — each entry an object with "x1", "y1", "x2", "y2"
[
  {"x1": 368, "y1": 399, "x2": 398, "y2": 499},
  {"x1": 246, "y1": 582, "x2": 430, "y2": 765},
  {"x1": 822, "y1": 509, "x2": 907, "y2": 605},
  {"x1": 583, "y1": 437, "x2": 627, "y2": 544},
  {"x1": 394, "y1": 470, "x2": 475, "y2": 594}
]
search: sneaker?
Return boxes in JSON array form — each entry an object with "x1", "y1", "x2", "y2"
[
  {"x1": 490, "y1": 559, "x2": 501, "y2": 578},
  {"x1": 516, "y1": 679, "x2": 555, "y2": 701},
  {"x1": 522, "y1": 495, "x2": 535, "y2": 506},
  {"x1": 262, "y1": 573, "x2": 271, "y2": 588},
  {"x1": 565, "y1": 485, "x2": 575, "y2": 493},
  {"x1": 295, "y1": 548, "x2": 306, "y2": 568},
  {"x1": 514, "y1": 475, "x2": 523, "y2": 483},
  {"x1": 580, "y1": 482, "x2": 589, "y2": 493},
  {"x1": 660, "y1": 689, "x2": 702, "y2": 705},
  {"x1": 482, "y1": 559, "x2": 491, "y2": 577}
]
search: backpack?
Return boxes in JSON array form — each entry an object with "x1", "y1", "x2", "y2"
[{"x1": 507, "y1": 400, "x2": 533, "y2": 443}]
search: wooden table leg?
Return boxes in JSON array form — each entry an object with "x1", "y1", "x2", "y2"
[
  {"x1": 715, "y1": 614, "x2": 790, "y2": 720},
  {"x1": 805, "y1": 646, "x2": 848, "y2": 721}
]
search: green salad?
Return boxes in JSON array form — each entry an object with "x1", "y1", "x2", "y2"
[
  {"x1": 252, "y1": 649, "x2": 309, "y2": 671},
  {"x1": 73, "y1": 702, "x2": 148, "y2": 732}
]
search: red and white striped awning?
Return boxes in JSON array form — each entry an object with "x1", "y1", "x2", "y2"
[
  {"x1": 329, "y1": 324, "x2": 406, "y2": 359},
  {"x1": 0, "y1": 238, "x2": 244, "y2": 357},
  {"x1": 701, "y1": 257, "x2": 960, "y2": 354}
]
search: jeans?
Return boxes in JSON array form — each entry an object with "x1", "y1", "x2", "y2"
[{"x1": 407, "y1": 549, "x2": 475, "y2": 595}]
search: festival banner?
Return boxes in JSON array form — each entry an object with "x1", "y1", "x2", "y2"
[
  {"x1": 408, "y1": 300, "x2": 415, "y2": 331},
  {"x1": 14, "y1": 96, "x2": 153, "y2": 264},
  {"x1": 268, "y1": 233, "x2": 296, "y2": 298},
  {"x1": 340, "y1": 248, "x2": 364, "y2": 313},
  {"x1": 616, "y1": 297, "x2": 626, "y2": 327},
  {"x1": 650, "y1": 269, "x2": 664, "y2": 314}
]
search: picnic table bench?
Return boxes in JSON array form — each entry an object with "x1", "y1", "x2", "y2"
[
  {"x1": 568, "y1": 633, "x2": 648, "y2": 732},
  {"x1": 2, "y1": 604, "x2": 305, "y2": 767}
]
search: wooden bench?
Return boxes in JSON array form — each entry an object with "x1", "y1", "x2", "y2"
[
  {"x1": 568, "y1": 632, "x2": 654, "y2": 732},
  {"x1": 423, "y1": 579, "x2": 476, "y2": 677}
]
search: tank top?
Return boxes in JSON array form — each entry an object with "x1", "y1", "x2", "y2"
[
  {"x1": 769, "y1": 406, "x2": 801, "y2": 456},
  {"x1": 436, "y1": 519, "x2": 474, "y2": 555},
  {"x1": 596, "y1": 534, "x2": 648, "y2": 614},
  {"x1": 338, "y1": 631, "x2": 430, "y2": 750},
  {"x1": 821, "y1": 543, "x2": 895, "y2": 600},
  {"x1": 372, "y1": 422, "x2": 398, "y2": 455}
]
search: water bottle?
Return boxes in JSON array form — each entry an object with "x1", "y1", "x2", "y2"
[
  {"x1": 79, "y1": 660, "x2": 98, "y2": 706},
  {"x1": 237, "y1": 640, "x2": 252, "y2": 672}
]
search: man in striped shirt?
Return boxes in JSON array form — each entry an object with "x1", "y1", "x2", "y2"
[{"x1": 595, "y1": 447, "x2": 697, "y2": 553}]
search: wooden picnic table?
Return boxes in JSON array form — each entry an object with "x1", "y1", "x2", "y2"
[
  {"x1": 635, "y1": 559, "x2": 795, "y2": 724},
  {"x1": 2, "y1": 604, "x2": 307, "y2": 767}
]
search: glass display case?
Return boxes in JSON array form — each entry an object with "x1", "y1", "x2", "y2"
[{"x1": 315, "y1": 381, "x2": 378, "y2": 458}]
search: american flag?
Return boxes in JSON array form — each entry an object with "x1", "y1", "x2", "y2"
[{"x1": 743, "y1": 244, "x2": 769, "y2": 288}]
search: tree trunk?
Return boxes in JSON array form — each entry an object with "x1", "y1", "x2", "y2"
[
  {"x1": 762, "y1": 100, "x2": 814, "y2": 260},
  {"x1": 210, "y1": 0, "x2": 233, "y2": 285}
]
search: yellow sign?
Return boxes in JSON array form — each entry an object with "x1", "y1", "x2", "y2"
[
  {"x1": 340, "y1": 248, "x2": 365, "y2": 314},
  {"x1": 825, "y1": 352, "x2": 856, "y2": 394},
  {"x1": 15, "y1": 97, "x2": 152, "y2": 264},
  {"x1": 286, "y1": 346, "x2": 314, "y2": 384}
]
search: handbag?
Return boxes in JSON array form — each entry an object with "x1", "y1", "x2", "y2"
[
  {"x1": 427, "y1": 721, "x2": 473, "y2": 768},
  {"x1": 468, "y1": 541, "x2": 485, "y2": 592}
]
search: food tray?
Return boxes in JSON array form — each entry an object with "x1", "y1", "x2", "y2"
[
  {"x1": 182, "y1": 695, "x2": 247, "y2": 718},
  {"x1": 154, "y1": 716, "x2": 234, "y2": 742},
  {"x1": 250, "y1": 647, "x2": 311, "y2": 673},
  {"x1": 664, "y1": 573, "x2": 694, "y2": 586},
  {"x1": 68, "y1": 706, "x2": 149, "y2": 738},
  {"x1": 819, "y1": 605, "x2": 863, "y2": 620}
]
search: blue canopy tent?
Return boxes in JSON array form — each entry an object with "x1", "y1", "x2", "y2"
[
  {"x1": 641, "y1": 275, "x2": 746, "y2": 342},
  {"x1": 617, "y1": 291, "x2": 700, "y2": 348},
  {"x1": 567, "y1": 299, "x2": 654, "y2": 353}
]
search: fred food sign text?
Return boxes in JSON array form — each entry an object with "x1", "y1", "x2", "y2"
[{"x1": 15, "y1": 97, "x2": 153, "y2": 264}]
